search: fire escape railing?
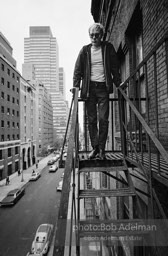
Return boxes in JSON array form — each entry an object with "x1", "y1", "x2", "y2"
[
  {"x1": 53, "y1": 87, "x2": 79, "y2": 256},
  {"x1": 117, "y1": 31, "x2": 168, "y2": 219}
]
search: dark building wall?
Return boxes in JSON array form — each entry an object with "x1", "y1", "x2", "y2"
[
  {"x1": 0, "y1": 57, "x2": 20, "y2": 141},
  {"x1": 0, "y1": 56, "x2": 20, "y2": 179},
  {"x1": 92, "y1": 0, "x2": 168, "y2": 149},
  {"x1": 142, "y1": 0, "x2": 168, "y2": 56},
  {"x1": 141, "y1": 0, "x2": 168, "y2": 149},
  {"x1": 106, "y1": 0, "x2": 139, "y2": 50}
]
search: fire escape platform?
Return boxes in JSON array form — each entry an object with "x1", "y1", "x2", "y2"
[{"x1": 78, "y1": 151, "x2": 168, "y2": 186}]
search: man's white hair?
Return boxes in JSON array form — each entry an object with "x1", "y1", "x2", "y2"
[{"x1": 88, "y1": 23, "x2": 104, "y2": 35}]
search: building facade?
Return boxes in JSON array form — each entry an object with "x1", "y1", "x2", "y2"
[
  {"x1": 59, "y1": 67, "x2": 66, "y2": 99},
  {"x1": 52, "y1": 92, "x2": 69, "y2": 140},
  {"x1": 36, "y1": 82, "x2": 53, "y2": 155},
  {"x1": 22, "y1": 63, "x2": 54, "y2": 156},
  {"x1": 20, "y1": 77, "x2": 37, "y2": 170},
  {"x1": 0, "y1": 33, "x2": 20, "y2": 180},
  {"x1": 24, "y1": 26, "x2": 69, "y2": 142},
  {"x1": 24, "y1": 26, "x2": 59, "y2": 133}
]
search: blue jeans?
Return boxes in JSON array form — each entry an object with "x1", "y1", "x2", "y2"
[{"x1": 86, "y1": 82, "x2": 109, "y2": 150}]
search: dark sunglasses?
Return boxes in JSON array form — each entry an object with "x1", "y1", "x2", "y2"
[{"x1": 89, "y1": 33, "x2": 101, "y2": 39}]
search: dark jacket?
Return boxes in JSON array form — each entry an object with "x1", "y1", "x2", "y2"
[{"x1": 73, "y1": 41, "x2": 121, "y2": 99}]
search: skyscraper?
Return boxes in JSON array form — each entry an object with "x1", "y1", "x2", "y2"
[
  {"x1": 24, "y1": 26, "x2": 59, "y2": 91},
  {"x1": 24, "y1": 26, "x2": 59, "y2": 134},
  {"x1": 59, "y1": 67, "x2": 65, "y2": 99}
]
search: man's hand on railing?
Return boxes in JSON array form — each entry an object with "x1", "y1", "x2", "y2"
[
  {"x1": 70, "y1": 87, "x2": 76, "y2": 94},
  {"x1": 70, "y1": 87, "x2": 78, "y2": 99}
]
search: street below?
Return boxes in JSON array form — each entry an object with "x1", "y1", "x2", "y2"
[{"x1": 0, "y1": 165, "x2": 64, "y2": 256}]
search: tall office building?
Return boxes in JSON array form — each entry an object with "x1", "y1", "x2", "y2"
[
  {"x1": 24, "y1": 26, "x2": 59, "y2": 134},
  {"x1": 59, "y1": 67, "x2": 65, "y2": 100}
]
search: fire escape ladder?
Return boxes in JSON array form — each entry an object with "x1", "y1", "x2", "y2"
[{"x1": 76, "y1": 156, "x2": 150, "y2": 256}]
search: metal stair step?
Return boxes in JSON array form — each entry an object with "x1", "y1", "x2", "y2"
[
  {"x1": 78, "y1": 219, "x2": 149, "y2": 237},
  {"x1": 79, "y1": 187, "x2": 135, "y2": 198},
  {"x1": 79, "y1": 166, "x2": 127, "y2": 173},
  {"x1": 79, "y1": 159, "x2": 124, "y2": 170}
]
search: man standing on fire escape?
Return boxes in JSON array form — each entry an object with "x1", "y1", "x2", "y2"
[{"x1": 73, "y1": 23, "x2": 121, "y2": 159}]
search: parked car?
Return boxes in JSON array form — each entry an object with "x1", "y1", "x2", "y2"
[
  {"x1": 27, "y1": 223, "x2": 53, "y2": 256},
  {"x1": 57, "y1": 180, "x2": 63, "y2": 191},
  {"x1": 62, "y1": 152, "x2": 67, "y2": 161},
  {"x1": 52, "y1": 155, "x2": 60, "y2": 162},
  {"x1": 47, "y1": 159, "x2": 55, "y2": 165},
  {"x1": 49, "y1": 164, "x2": 58, "y2": 172},
  {"x1": 0, "y1": 188, "x2": 25, "y2": 206},
  {"x1": 29, "y1": 171, "x2": 41, "y2": 181}
]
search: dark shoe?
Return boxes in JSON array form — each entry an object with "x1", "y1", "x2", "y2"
[
  {"x1": 99, "y1": 149, "x2": 106, "y2": 160},
  {"x1": 88, "y1": 147, "x2": 99, "y2": 159}
]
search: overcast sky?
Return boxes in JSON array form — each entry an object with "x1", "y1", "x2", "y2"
[{"x1": 0, "y1": 0, "x2": 93, "y2": 103}]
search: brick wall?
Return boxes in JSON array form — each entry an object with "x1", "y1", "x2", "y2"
[{"x1": 107, "y1": 0, "x2": 168, "y2": 149}]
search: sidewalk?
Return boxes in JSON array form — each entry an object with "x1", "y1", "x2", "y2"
[{"x1": 0, "y1": 154, "x2": 53, "y2": 202}]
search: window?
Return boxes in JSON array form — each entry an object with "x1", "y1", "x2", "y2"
[
  {"x1": 135, "y1": 32, "x2": 143, "y2": 66},
  {"x1": 12, "y1": 85, "x2": 15, "y2": 91},
  {"x1": 1, "y1": 63, "x2": 4, "y2": 71},
  {"x1": 12, "y1": 73, "x2": 15, "y2": 79},
  {"x1": 1, "y1": 77, "x2": 4, "y2": 85},
  {"x1": 1, "y1": 92, "x2": 4, "y2": 99},
  {"x1": 8, "y1": 148, "x2": 12, "y2": 157},
  {"x1": 7, "y1": 121, "x2": 10, "y2": 128},
  {"x1": 12, "y1": 97, "x2": 15, "y2": 103},
  {"x1": 15, "y1": 146, "x2": 19, "y2": 155},
  {"x1": 17, "y1": 134, "x2": 19, "y2": 139},
  {"x1": 17, "y1": 99, "x2": 19, "y2": 105},
  {"x1": 17, "y1": 111, "x2": 19, "y2": 117},
  {"x1": 12, "y1": 122, "x2": 15, "y2": 128},
  {"x1": 126, "y1": 3, "x2": 143, "y2": 69},
  {"x1": 12, "y1": 109, "x2": 15, "y2": 116},
  {"x1": 17, "y1": 123, "x2": 19, "y2": 129},
  {"x1": 7, "y1": 135, "x2": 10, "y2": 141},
  {"x1": 1, "y1": 120, "x2": 4, "y2": 128},
  {"x1": 1, "y1": 106, "x2": 4, "y2": 113},
  {"x1": 7, "y1": 68, "x2": 10, "y2": 76},
  {"x1": 17, "y1": 76, "x2": 19, "y2": 82},
  {"x1": 7, "y1": 108, "x2": 10, "y2": 115},
  {"x1": 7, "y1": 95, "x2": 10, "y2": 101},
  {"x1": 125, "y1": 3, "x2": 146, "y2": 118},
  {"x1": 12, "y1": 134, "x2": 15, "y2": 140},
  {"x1": 17, "y1": 88, "x2": 19, "y2": 93},
  {"x1": 0, "y1": 150, "x2": 2, "y2": 160},
  {"x1": 7, "y1": 81, "x2": 10, "y2": 88},
  {"x1": 1, "y1": 135, "x2": 4, "y2": 141}
]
